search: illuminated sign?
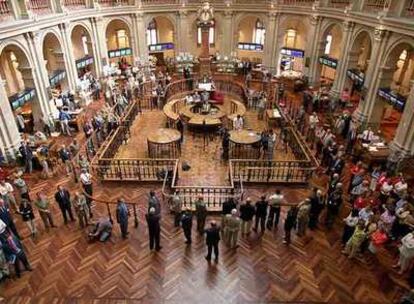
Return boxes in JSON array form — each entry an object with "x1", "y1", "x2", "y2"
[
  {"x1": 148, "y1": 42, "x2": 174, "y2": 52},
  {"x1": 237, "y1": 43, "x2": 263, "y2": 51},
  {"x1": 108, "y1": 47, "x2": 132, "y2": 58},
  {"x1": 378, "y1": 88, "x2": 406, "y2": 112},
  {"x1": 319, "y1": 55, "x2": 338, "y2": 69},
  {"x1": 281, "y1": 47, "x2": 305, "y2": 58}
]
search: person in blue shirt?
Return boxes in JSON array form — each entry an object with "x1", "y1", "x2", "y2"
[
  {"x1": 59, "y1": 109, "x2": 72, "y2": 136},
  {"x1": 116, "y1": 198, "x2": 129, "y2": 239}
]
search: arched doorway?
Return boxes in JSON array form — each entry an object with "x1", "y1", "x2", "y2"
[
  {"x1": 317, "y1": 23, "x2": 343, "y2": 88},
  {"x1": 146, "y1": 16, "x2": 175, "y2": 66},
  {"x1": 43, "y1": 33, "x2": 69, "y2": 92},
  {"x1": 344, "y1": 30, "x2": 372, "y2": 110},
  {"x1": 372, "y1": 42, "x2": 414, "y2": 141},
  {"x1": 237, "y1": 16, "x2": 265, "y2": 63},
  {"x1": 277, "y1": 18, "x2": 308, "y2": 77},
  {"x1": 71, "y1": 24, "x2": 97, "y2": 79},
  {"x1": 105, "y1": 19, "x2": 132, "y2": 67},
  {"x1": 0, "y1": 44, "x2": 42, "y2": 133}
]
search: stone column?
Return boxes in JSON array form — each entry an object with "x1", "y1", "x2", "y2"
[
  {"x1": 91, "y1": 17, "x2": 109, "y2": 75},
  {"x1": 0, "y1": 77, "x2": 21, "y2": 161},
  {"x1": 221, "y1": 10, "x2": 234, "y2": 55},
  {"x1": 391, "y1": 80, "x2": 414, "y2": 156},
  {"x1": 133, "y1": 12, "x2": 147, "y2": 59},
  {"x1": 263, "y1": 12, "x2": 278, "y2": 68},
  {"x1": 59, "y1": 22, "x2": 78, "y2": 90},
  {"x1": 24, "y1": 32, "x2": 54, "y2": 122},
  {"x1": 330, "y1": 21, "x2": 355, "y2": 99},
  {"x1": 307, "y1": 15, "x2": 323, "y2": 85},
  {"x1": 353, "y1": 27, "x2": 389, "y2": 124},
  {"x1": 176, "y1": 10, "x2": 189, "y2": 53}
]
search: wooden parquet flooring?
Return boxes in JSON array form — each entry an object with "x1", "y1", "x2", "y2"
[
  {"x1": 0, "y1": 177, "x2": 410, "y2": 303},
  {"x1": 0, "y1": 94, "x2": 410, "y2": 303}
]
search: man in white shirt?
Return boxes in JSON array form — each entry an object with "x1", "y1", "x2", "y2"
[
  {"x1": 0, "y1": 180, "x2": 17, "y2": 210},
  {"x1": 233, "y1": 115, "x2": 244, "y2": 131},
  {"x1": 80, "y1": 169, "x2": 93, "y2": 217},
  {"x1": 185, "y1": 94, "x2": 194, "y2": 105},
  {"x1": 307, "y1": 112, "x2": 319, "y2": 143},
  {"x1": 267, "y1": 190, "x2": 285, "y2": 229},
  {"x1": 359, "y1": 127, "x2": 374, "y2": 144},
  {"x1": 394, "y1": 176, "x2": 408, "y2": 198}
]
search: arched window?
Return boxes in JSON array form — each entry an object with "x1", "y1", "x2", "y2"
[
  {"x1": 253, "y1": 19, "x2": 265, "y2": 45},
  {"x1": 147, "y1": 19, "x2": 157, "y2": 46},
  {"x1": 116, "y1": 29, "x2": 129, "y2": 49},
  {"x1": 324, "y1": 34, "x2": 332, "y2": 55},
  {"x1": 197, "y1": 20, "x2": 215, "y2": 46},
  {"x1": 285, "y1": 29, "x2": 297, "y2": 48}
]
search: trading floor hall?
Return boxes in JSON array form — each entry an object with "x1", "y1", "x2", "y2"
[{"x1": 0, "y1": 0, "x2": 414, "y2": 303}]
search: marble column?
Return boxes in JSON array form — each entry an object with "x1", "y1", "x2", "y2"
[
  {"x1": 59, "y1": 22, "x2": 78, "y2": 90},
  {"x1": 24, "y1": 32, "x2": 54, "y2": 123},
  {"x1": 221, "y1": 10, "x2": 234, "y2": 55},
  {"x1": 176, "y1": 10, "x2": 189, "y2": 53},
  {"x1": 263, "y1": 12, "x2": 278, "y2": 68},
  {"x1": 391, "y1": 80, "x2": 414, "y2": 156},
  {"x1": 133, "y1": 12, "x2": 147, "y2": 59},
  {"x1": 0, "y1": 77, "x2": 21, "y2": 161},
  {"x1": 91, "y1": 17, "x2": 109, "y2": 75},
  {"x1": 307, "y1": 15, "x2": 323, "y2": 85},
  {"x1": 353, "y1": 27, "x2": 389, "y2": 124},
  {"x1": 330, "y1": 21, "x2": 355, "y2": 99}
]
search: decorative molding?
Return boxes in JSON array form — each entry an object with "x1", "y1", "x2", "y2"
[{"x1": 374, "y1": 27, "x2": 387, "y2": 41}]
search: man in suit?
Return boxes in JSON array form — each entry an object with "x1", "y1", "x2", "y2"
[
  {"x1": 116, "y1": 198, "x2": 129, "y2": 239},
  {"x1": 181, "y1": 208, "x2": 193, "y2": 244},
  {"x1": 145, "y1": 207, "x2": 162, "y2": 251},
  {"x1": 0, "y1": 199, "x2": 20, "y2": 238},
  {"x1": 195, "y1": 197, "x2": 207, "y2": 235},
  {"x1": 148, "y1": 191, "x2": 161, "y2": 216},
  {"x1": 204, "y1": 221, "x2": 220, "y2": 262},
  {"x1": 0, "y1": 229, "x2": 32, "y2": 278},
  {"x1": 54, "y1": 185, "x2": 75, "y2": 224},
  {"x1": 226, "y1": 209, "x2": 241, "y2": 249},
  {"x1": 253, "y1": 196, "x2": 268, "y2": 234},
  {"x1": 19, "y1": 141, "x2": 33, "y2": 174}
]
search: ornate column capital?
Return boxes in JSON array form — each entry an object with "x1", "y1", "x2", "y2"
[
  {"x1": 310, "y1": 15, "x2": 321, "y2": 26},
  {"x1": 268, "y1": 11, "x2": 278, "y2": 20},
  {"x1": 134, "y1": 12, "x2": 144, "y2": 19},
  {"x1": 223, "y1": 10, "x2": 233, "y2": 17},
  {"x1": 374, "y1": 27, "x2": 387, "y2": 42},
  {"x1": 343, "y1": 21, "x2": 355, "y2": 32},
  {"x1": 178, "y1": 10, "x2": 188, "y2": 18}
]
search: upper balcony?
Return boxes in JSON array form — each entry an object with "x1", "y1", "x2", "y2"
[{"x1": 0, "y1": 0, "x2": 412, "y2": 33}]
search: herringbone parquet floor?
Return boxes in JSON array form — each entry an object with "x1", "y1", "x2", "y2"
[{"x1": 0, "y1": 98, "x2": 410, "y2": 303}]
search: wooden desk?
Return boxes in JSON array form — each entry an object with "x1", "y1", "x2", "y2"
[
  {"x1": 229, "y1": 130, "x2": 261, "y2": 159},
  {"x1": 355, "y1": 142, "x2": 391, "y2": 168},
  {"x1": 147, "y1": 128, "x2": 181, "y2": 158},
  {"x1": 266, "y1": 109, "x2": 282, "y2": 127}
]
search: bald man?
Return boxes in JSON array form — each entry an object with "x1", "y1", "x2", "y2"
[{"x1": 204, "y1": 221, "x2": 221, "y2": 262}]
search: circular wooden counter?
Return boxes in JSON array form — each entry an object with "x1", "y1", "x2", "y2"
[
  {"x1": 229, "y1": 130, "x2": 261, "y2": 159},
  {"x1": 147, "y1": 128, "x2": 181, "y2": 158}
]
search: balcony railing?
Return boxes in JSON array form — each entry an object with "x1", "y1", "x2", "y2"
[
  {"x1": 141, "y1": 0, "x2": 180, "y2": 4},
  {"x1": 63, "y1": 0, "x2": 87, "y2": 8},
  {"x1": 278, "y1": 0, "x2": 315, "y2": 6},
  {"x1": 0, "y1": 0, "x2": 12, "y2": 22},
  {"x1": 363, "y1": 0, "x2": 390, "y2": 13},
  {"x1": 27, "y1": 0, "x2": 51, "y2": 14},
  {"x1": 98, "y1": 0, "x2": 130, "y2": 6},
  {"x1": 328, "y1": 0, "x2": 351, "y2": 8},
  {"x1": 405, "y1": 0, "x2": 414, "y2": 16}
]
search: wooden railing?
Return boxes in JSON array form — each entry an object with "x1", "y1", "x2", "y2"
[{"x1": 231, "y1": 159, "x2": 313, "y2": 183}]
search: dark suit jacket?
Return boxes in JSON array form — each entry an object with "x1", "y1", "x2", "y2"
[
  {"x1": 0, "y1": 206, "x2": 12, "y2": 225},
  {"x1": 205, "y1": 227, "x2": 220, "y2": 245},
  {"x1": 54, "y1": 190, "x2": 71, "y2": 209},
  {"x1": 145, "y1": 214, "x2": 160, "y2": 234}
]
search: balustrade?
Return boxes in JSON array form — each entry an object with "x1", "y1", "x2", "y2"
[
  {"x1": 98, "y1": 0, "x2": 130, "y2": 6},
  {"x1": 328, "y1": 0, "x2": 351, "y2": 8},
  {"x1": 363, "y1": 0, "x2": 390, "y2": 13},
  {"x1": 406, "y1": 0, "x2": 414, "y2": 16},
  {"x1": 141, "y1": 0, "x2": 180, "y2": 4},
  {"x1": 63, "y1": 0, "x2": 87, "y2": 8},
  {"x1": 279, "y1": 0, "x2": 315, "y2": 6},
  {"x1": 0, "y1": 0, "x2": 12, "y2": 21},
  {"x1": 27, "y1": 0, "x2": 51, "y2": 14}
]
